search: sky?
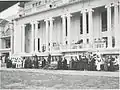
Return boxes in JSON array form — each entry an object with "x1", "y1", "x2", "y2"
[{"x1": 0, "y1": 3, "x2": 19, "y2": 19}]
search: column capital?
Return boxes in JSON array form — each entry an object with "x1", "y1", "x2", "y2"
[
  {"x1": 21, "y1": 24, "x2": 26, "y2": 27},
  {"x1": 81, "y1": 9, "x2": 87, "y2": 14},
  {"x1": 61, "y1": 14, "x2": 66, "y2": 18},
  {"x1": 30, "y1": 21, "x2": 39, "y2": 24},
  {"x1": 44, "y1": 19, "x2": 49, "y2": 22},
  {"x1": 66, "y1": 13, "x2": 72, "y2": 17},
  {"x1": 105, "y1": 4, "x2": 112, "y2": 8},
  {"x1": 87, "y1": 8, "x2": 94, "y2": 12},
  {"x1": 49, "y1": 17, "x2": 54, "y2": 21},
  {"x1": 34, "y1": 21, "x2": 39, "y2": 24},
  {"x1": 30, "y1": 21, "x2": 35, "y2": 25}
]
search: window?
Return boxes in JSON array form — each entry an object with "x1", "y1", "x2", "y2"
[
  {"x1": 101, "y1": 11, "x2": 107, "y2": 32},
  {"x1": 86, "y1": 14, "x2": 89, "y2": 33},
  {"x1": 80, "y1": 15, "x2": 83, "y2": 34}
]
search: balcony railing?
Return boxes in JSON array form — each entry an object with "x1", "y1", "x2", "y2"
[
  {"x1": 0, "y1": 31, "x2": 11, "y2": 38},
  {"x1": 51, "y1": 43, "x2": 93, "y2": 51}
]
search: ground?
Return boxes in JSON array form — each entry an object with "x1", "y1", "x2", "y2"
[{"x1": 0, "y1": 69, "x2": 119, "y2": 90}]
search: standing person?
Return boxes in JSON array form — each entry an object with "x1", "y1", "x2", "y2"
[
  {"x1": 6, "y1": 57, "x2": 12, "y2": 68},
  {"x1": 57, "y1": 57, "x2": 62, "y2": 70},
  {"x1": 75, "y1": 56, "x2": 79, "y2": 70},
  {"x1": 28, "y1": 57, "x2": 32, "y2": 68},
  {"x1": 34, "y1": 55, "x2": 39, "y2": 69},
  {"x1": 113, "y1": 56, "x2": 119, "y2": 70},
  {"x1": 95, "y1": 56, "x2": 101, "y2": 71},
  {"x1": 48, "y1": 54, "x2": 51, "y2": 64},
  {"x1": 2, "y1": 55, "x2": 5, "y2": 63},
  {"x1": 90, "y1": 56, "x2": 96, "y2": 71},
  {"x1": 79, "y1": 55, "x2": 82, "y2": 70},
  {"x1": 104, "y1": 56, "x2": 109, "y2": 71},
  {"x1": 22, "y1": 57, "x2": 26, "y2": 68},
  {"x1": 63, "y1": 57, "x2": 67, "y2": 70},
  {"x1": 24, "y1": 57, "x2": 28, "y2": 68},
  {"x1": 42, "y1": 57, "x2": 46, "y2": 68},
  {"x1": 84, "y1": 56, "x2": 88, "y2": 71},
  {"x1": 109, "y1": 56, "x2": 115, "y2": 71},
  {"x1": 81, "y1": 56, "x2": 84, "y2": 71},
  {"x1": 69, "y1": 56, "x2": 74, "y2": 70}
]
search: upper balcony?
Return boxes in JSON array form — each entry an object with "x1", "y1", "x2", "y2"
[
  {"x1": 51, "y1": 39, "x2": 106, "y2": 52},
  {"x1": 0, "y1": 29, "x2": 11, "y2": 38},
  {"x1": 0, "y1": 19, "x2": 13, "y2": 38}
]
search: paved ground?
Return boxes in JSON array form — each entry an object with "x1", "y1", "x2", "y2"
[
  {"x1": 1, "y1": 68, "x2": 119, "y2": 77},
  {"x1": 0, "y1": 68, "x2": 119, "y2": 89}
]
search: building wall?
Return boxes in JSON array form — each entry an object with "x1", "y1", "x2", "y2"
[
  {"x1": 70, "y1": 13, "x2": 80, "y2": 43},
  {"x1": 38, "y1": 21, "x2": 46, "y2": 45},
  {"x1": 14, "y1": 23, "x2": 22, "y2": 54},
  {"x1": 14, "y1": 0, "x2": 120, "y2": 55},
  {"x1": 53, "y1": 17, "x2": 62, "y2": 44},
  {"x1": 25, "y1": 24, "x2": 32, "y2": 53}
]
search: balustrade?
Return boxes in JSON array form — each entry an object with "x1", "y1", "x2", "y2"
[{"x1": 51, "y1": 43, "x2": 92, "y2": 51}]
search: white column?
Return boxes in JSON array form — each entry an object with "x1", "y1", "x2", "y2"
[
  {"x1": 45, "y1": 19, "x2": 49, "y2": 52},
  {"x1": 9, "y1": 22, "x2": 14, "y2": 54},
  {"x1": 106, "y1": 5, "x2": 112, "y2": 48},
  {"x1": 49, "y1": 18, "x2": 54, "y2": 52},
  {"x1": 119, "y1": 2, "x2": 120, "y2": 24},
  {"x1": 35, "y1": 21, "x2": 39, "y2": 52},
  {"x1": 88, "y1": 9, "x2": 94, "y2": 48},
  {"x1": 61, "y1": 15, "x2": 66, "y2": 45},
  {"x1": 13, "y1": 20, "x2": 17, "y2": 54},
  {"x1": 21, "y1": 24, "x2": 25, "y2": 53},
  {"x1": 31, "y1": 22, "x2": 34, "y2": 53},
  {"x1": 81, "y1": 10, "x2": 87, "y2": 46},
  {"x1": 114, "y1": 4, "x2": 119, "y2": 48},
  {"x1": 66, "y1": 14, "x2": 72, "y2": 45}
]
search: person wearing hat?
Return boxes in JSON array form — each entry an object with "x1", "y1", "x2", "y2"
[{"x1": 89, "y1": 55, "x2": 96, "y2": 71}]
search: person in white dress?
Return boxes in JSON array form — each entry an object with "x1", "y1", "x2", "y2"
[{"x1": 95, "y1": 55, "x2": 102, "y2": 71}]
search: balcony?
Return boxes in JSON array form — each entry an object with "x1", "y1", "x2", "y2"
[
  {"x1": 51, "y1": 43, "x2": 93, "y2": 52},
  {"x1": 1, "y1": 32, "x2": 11, "y2": 38}
]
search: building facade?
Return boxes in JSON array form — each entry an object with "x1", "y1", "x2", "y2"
[
  {"x1": 13, "y1": 0, "x2": 120, "y2": 58},
  {"x1": 0, "y1": 18, "x2": 14, "y2": 62}
]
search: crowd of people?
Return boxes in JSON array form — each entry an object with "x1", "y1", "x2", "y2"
[{"x1": 2, "y1": 53, "x2": 119, "y2": 71}]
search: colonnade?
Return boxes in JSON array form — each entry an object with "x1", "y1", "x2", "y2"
[
  {"x1": 20, "y1": 2, "x2": 120, "y2": 54},
  {"x1": 105, "y1": 3, "x2": 119, "y2": 48}
]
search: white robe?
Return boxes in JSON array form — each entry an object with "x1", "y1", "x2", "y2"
[{"x1": 96, "y1": 60, "x2": 101, "y2": 71}]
